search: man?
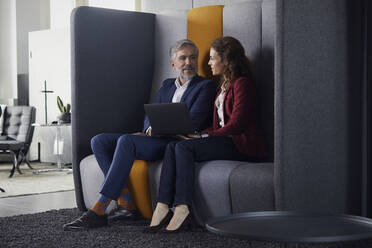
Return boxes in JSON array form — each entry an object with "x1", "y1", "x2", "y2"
[{"x1": 63, "y1": 39, "x2": 216, "y2": 230}]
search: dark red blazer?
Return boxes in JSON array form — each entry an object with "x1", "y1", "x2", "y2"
[{"x1": 203, "y1": 77, "x2": 266, "y2": 158}]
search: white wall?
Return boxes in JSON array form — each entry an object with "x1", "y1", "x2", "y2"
[
  {"x1": 88, "y1": 0, "x2": 135, "y2": 10},
  {"x1": 50, "y1": 0, "x2": 84, "y2": 28},
  {"x1": 142, "y1": 0, "x2": 192, "y2": 13},
  {"x1": 29, "y1": 28, "x2": 72, "y2": 162},
  {"x1": 49, "y1": 0, "x2": 136, "y2": 29},
  {"x1": 16, "y1": 0, "x2": 50, "y2": 75},
  {"x1": 0, "y1": 0, "x2": 49, "y2": 105},
  {"x1": 141, "y1": 0, "x2": 253, "y2": 13},
  {"x1": 29, "y1": 28, "x2": 71, "y2": 126},
  {"x1": 0, "y1": 0, "x2": 17, "y2": 101}
]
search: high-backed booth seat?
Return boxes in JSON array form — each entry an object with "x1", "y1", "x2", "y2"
[
  {"x1": 71, "y1": 1, "x2": 275, "y2": 223},
  {"x1": 72, "y1": 0, "x2": 363, "y2": 225}
]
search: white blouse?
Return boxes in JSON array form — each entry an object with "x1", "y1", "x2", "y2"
[{"x1": 215, "y1": 91, "x2": 226, "y2": 127}]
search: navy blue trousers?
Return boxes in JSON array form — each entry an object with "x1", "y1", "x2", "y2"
[
  {"x1": 157, "y1": 136, "x2": 251, "y2": 207},
  {"x1": 91, "y1": 133, "x2": 176, "y2": 200}
]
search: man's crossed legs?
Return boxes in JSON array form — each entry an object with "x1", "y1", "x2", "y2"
[{"x1": 63, "y1": 134, "x2": 176, "y2": 231}]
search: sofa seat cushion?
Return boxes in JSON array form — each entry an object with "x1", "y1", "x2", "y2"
[
  {"x1": 148, "y1": 160, "x2": 273, "y2": 225},
  {"x1": 148, "y1": 160, "x2": 243, "y2": 222},
  {"x1": 80, "y1": 155, "x2": 154, "y2": 218},
  {"x1": 79, "y1": 155, "x2": 117, "y2": 213},
  {"x1": 193, "y1": 160, "x2": 245, "y2": 224},
  {"x1": 230, "y1": 162, "x2": 274, "y2": 213}
]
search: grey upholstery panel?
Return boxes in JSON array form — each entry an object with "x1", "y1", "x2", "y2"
[
  {"x1": 193, "y1": 0, "x2": 226, "y2": 8},
  {"x1": 193, "y1": 160, "x2": 242, "y2": 224},
  {"x1": 71, "y1": 7, "x2": 155, "y2": 210},
  {"x1": 230, "y1": 162, "x2": 274, "y2": 213},
  {"x1": 79, "y1": 155, "x2": 116, "y2": 212},
  {"x1": 224, "y1": 1, "x2": 275, "y2": 161},
  {"x1": 149, "y1": 10, "x2": 188, "y2": 102},
  {"x1": 262, "y1": 0, "x2": 275, "y2": 49},
  {"x1": 275, "y1": 0, "x2": 362, "y2": 213},
  {"x1": 223, "y1": 1, "x2": 262, "y2": 61}
]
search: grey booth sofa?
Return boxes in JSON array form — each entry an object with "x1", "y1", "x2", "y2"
[{"x1": 71, "y1": 0, "x2": 363, "y2": 225}]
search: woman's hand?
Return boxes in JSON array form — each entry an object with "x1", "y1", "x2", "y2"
[
  {"x1": 176, "y1": 134, "x2": 201, "y2": 140},
  {"x1": 132, "y1": 132, "x2": 146, "y2": 136},
  {"x1": 187, "y1": 134, "x2": 201, "y2": 139}
]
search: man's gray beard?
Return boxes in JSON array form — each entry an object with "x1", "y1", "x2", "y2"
[{"x1": 179, "y1": 69, "x2": 197, "y2": 81}]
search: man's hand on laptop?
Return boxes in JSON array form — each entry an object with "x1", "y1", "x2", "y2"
[
  {"x1": 145, "y1": 127, "x2": 153, "y2": 136},
  {"x1": 133, "y1": 127, "x2": 153, "y2": 136}
]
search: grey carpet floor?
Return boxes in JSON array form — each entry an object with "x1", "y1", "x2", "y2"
[{"x1": 1, "y1": 208, "x2": 372, "y2": 248}]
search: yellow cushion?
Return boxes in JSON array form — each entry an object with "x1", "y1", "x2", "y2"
[
  {"x1": 127, "y1": 160, "x2": 153, "y2": 219},
  {"x1": 187, "y1": 5, "x2": 224, "y2": 79}
]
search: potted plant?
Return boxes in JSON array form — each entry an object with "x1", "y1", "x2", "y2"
[{"x1": 57, "y1": 96, "x2": 71, "y2": 124}]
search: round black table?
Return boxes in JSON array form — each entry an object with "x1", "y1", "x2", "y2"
[{"x1": 206, "y1": 211, "x2": 372, "y2": 243}]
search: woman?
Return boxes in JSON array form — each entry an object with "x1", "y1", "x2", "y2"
[{"x1": 144, "y1": 36, "x2": 266, "y2": 233}]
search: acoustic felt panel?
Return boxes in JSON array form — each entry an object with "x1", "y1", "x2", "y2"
[
  {"x1": 127, "y1": 160, "x2": 153, "y2": 219},
  {"x1": 275, "y1": 0, "x2": 362, "y2": 213},
  {"x1": 187, "y1": 5, "x2": 224, "y2": 79},
  {"x1": 71, "y1": 7, "x2": 155, "y2": 210}
]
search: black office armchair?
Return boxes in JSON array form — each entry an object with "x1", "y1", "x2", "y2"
[{"x1": 0, "y1": 106, "x2": 36, "y2": 178}]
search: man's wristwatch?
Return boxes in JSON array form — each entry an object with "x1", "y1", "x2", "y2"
[{"x1": 201, "y1": 133, "x2": 209, "y2": 138}]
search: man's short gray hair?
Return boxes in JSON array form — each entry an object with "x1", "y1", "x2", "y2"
[{"x1": 169, "y1": 39, "x2": 199, "y2": 60}]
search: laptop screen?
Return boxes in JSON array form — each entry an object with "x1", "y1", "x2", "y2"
[{"x1": 144, "y1": 103, "x2": 196, "y2": 135}]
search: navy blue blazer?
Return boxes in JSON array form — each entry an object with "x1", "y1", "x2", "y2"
[{"x1": 143, "y1": 75, "x2": 217, "y2": 132}]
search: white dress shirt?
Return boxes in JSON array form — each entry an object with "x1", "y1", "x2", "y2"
[{"x1": 172, "y1": 78, "x2": 191, "y2": 103}]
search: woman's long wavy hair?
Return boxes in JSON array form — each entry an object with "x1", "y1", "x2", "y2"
[{"x1": 210, "y1": 36, "x2": 253, "y2": 91}]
